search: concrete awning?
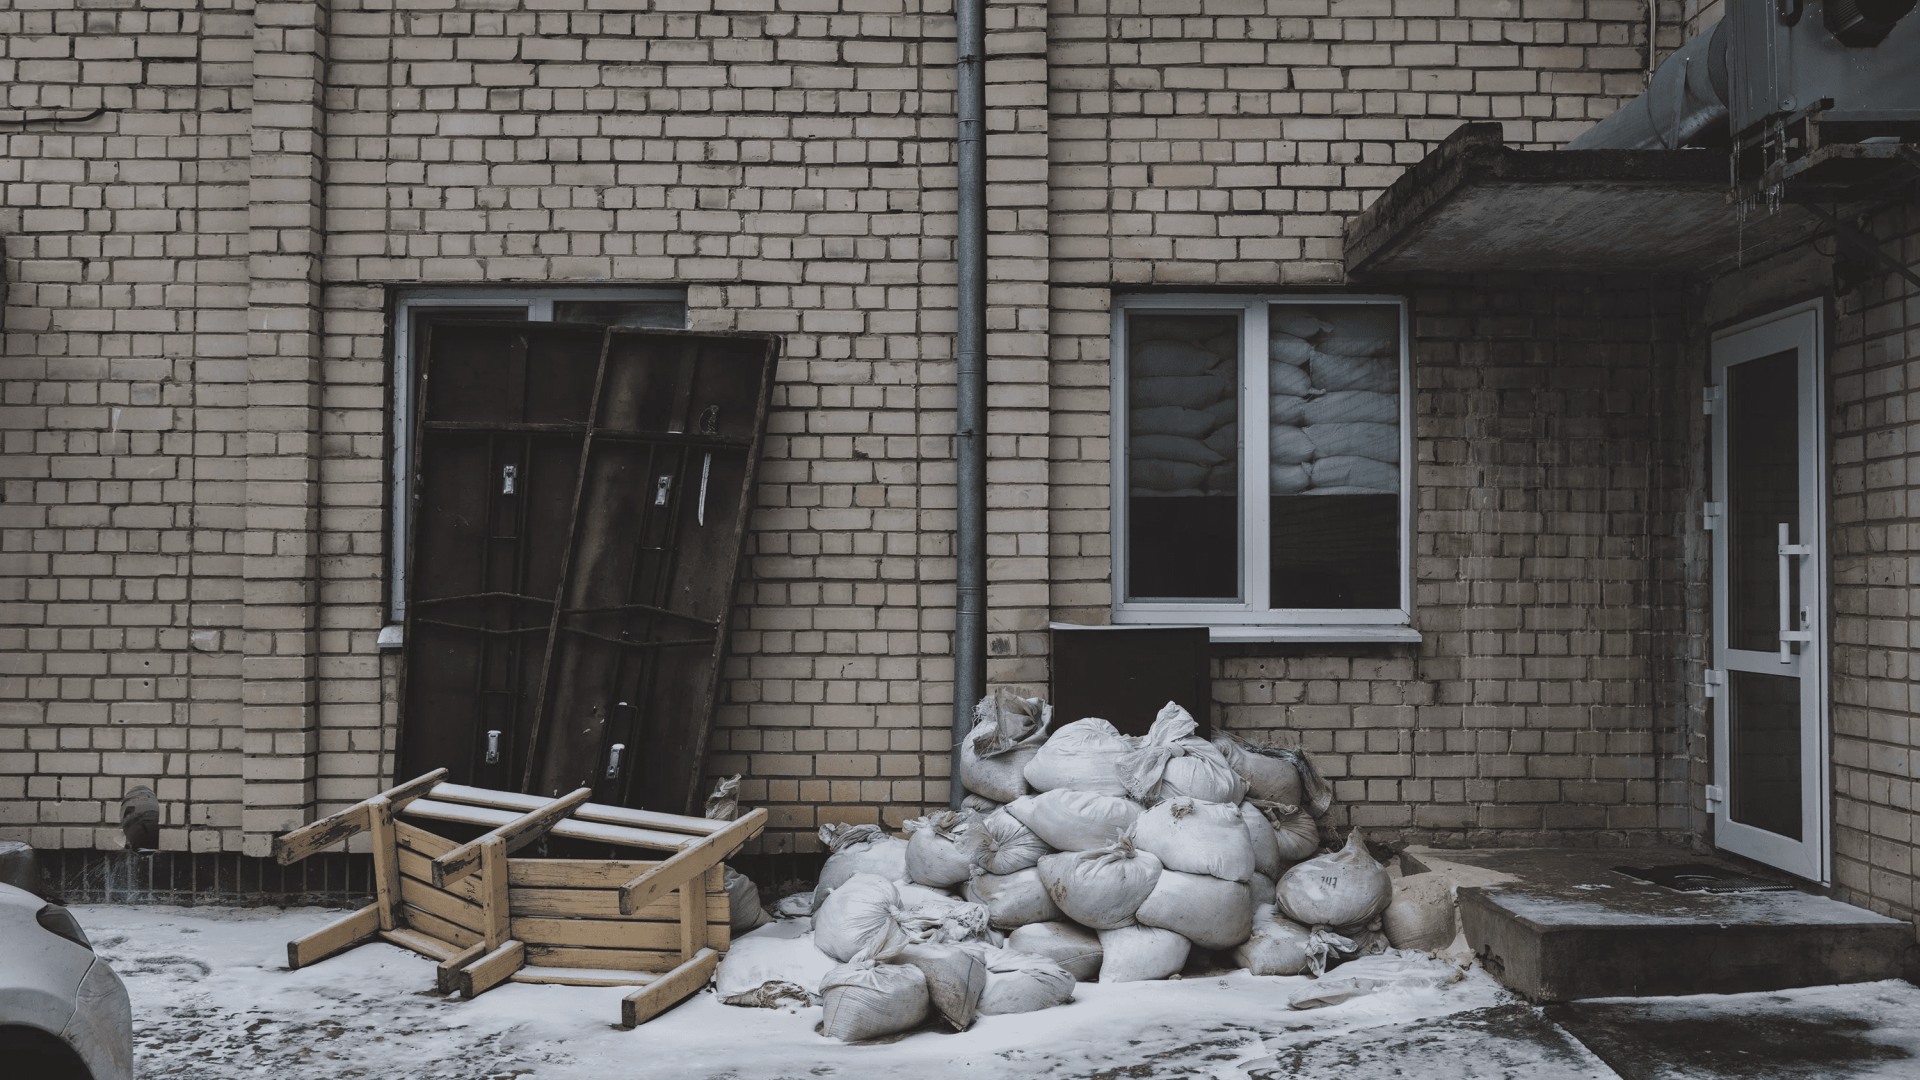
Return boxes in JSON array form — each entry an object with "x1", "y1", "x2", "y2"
[{"x1": 1344, "y1": 123, "x2": 1826, "y2": 278}]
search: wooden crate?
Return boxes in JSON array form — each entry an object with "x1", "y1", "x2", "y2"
[{"x1": 272, "y1": 770, "x2": 765, "y2": 1027}]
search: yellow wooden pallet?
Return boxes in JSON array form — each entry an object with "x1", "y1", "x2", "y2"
[{"x1": 271, "y1": 770, "x2": 766, "y2": 1027}]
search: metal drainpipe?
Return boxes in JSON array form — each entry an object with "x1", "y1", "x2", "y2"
[{"x1": 952, "y1": 0, "x2": 987, "y2": 811}]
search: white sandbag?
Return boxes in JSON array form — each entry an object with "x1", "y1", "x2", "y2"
[
  {"x1": 1036, "y1": 834, "x2": 1163, "y2": 930},
  {"x1": 1233, "y1": 904, "x2": 1314, "y2": 977},
  {"x1": 1309, "y1": 353, "x2": 1396, "y2": 394},
  {"x1": 775, "y1": 892, "x2": 815, "y2": 918},
  {"x1": 1132, "y1": 433, "x2": 1224, "y2": 466},
  {"x1": 1132, "y1": 374, "x2": 1232, "y2": 410},
  {"x1": 978, "y1": 950, "x2": 1076, "y2": 1015},
  {"x1": 1270, "y1": 463, "x2": 1310, "y2": 495},
  {"x1": 1306, "y1": 421, "x2": 1398, "y2": 463},
  {"x1": 1269, "y1": 424, "x2": 1315, "y2": 465},
  {"x1": 1135, "y1": 869, "x2": 1255, "y2": 950},
  {"x1": 1239, "y1": 802, "x2": 1282, "y2": 881},
  {"x1": 1130, "y1": 459, "x2": 1211, "y2": 492},
  {"x1": 1097, "y1": 924, "x2": 1191, "y2": 983},
  {"x1": 1314, "y1": 332, "x2": 1397, "y2": 359},
  {"x1": 704, "y1": 774, "x2": 741, "y2": 821},
  {"x1": 1132, "y1": 405, "x2": 1218, "y2": 439},
  {"x1": 963, "y1": 809, "x2": 1051, "y2": 875},
  {"x1": 892, "y1": 941, "x2": 987, "y2": 1031},
  {"x1": 1202, "y1": 331, "x2": 1238, "y2": 357},
  {"x1": 962, "y1": 793, "x2": 1002, "y2": 814},
  {"x1": 814, "y1": 874, "x2": 907, "y2": 962},
  {"x1": 1117, "y1": 703, "x2": 1248, "y2": 806},
  {"x1": 1022, "y1": 718, "x2": 1134, "y2": 796},
  {"x1": 896, "y1": 893, "x2": 993, "y2": 945},
  {"x1": 1006, "y1": 789, "x2": 1143, "y2": 852},
  {"x1": 819, "y1": 937, "x2": 930, "y2": 1041},
  {"x1": 904, "y1": 810, "x2": 981, "y2": 888},
  {"x1": 1276, "y1": 828, "x2": 1392, "y2": 930},
  {"x1": 1269, "y1": 393, "x2": 1305, "y2": 425},
  {"x1": 1287, "y1": 950, "x2": 1457, "y2": 1009},
  {"x1": 1131, "y1": 796, "x2": 1254, "y2": 882},
  {"x1": 1212, "y1": 733, "x2": 1304, "y2": 804},
  {"x1": 1008, "y1": 921, "x2": 1102, "y2": 981},
  {"x1": 817, "y1": 823, "x2": 908, "y2": 896},
  {"x1": 1383, "y1": 872, "x2": 1457, "y2": 952},
  {"x1": 1134, "y1": 339, "x2": 1226, "y2": 377},
  {"x1": 1271, "y1": 309, "x2": 1331, "y2": 339},
  {"x1": 725, "y1": 865, "x2": 771, "y2": 933},
  {"x1": 959, "y1": 726, "x2": 1039, "y2": 805},
  {"x1": 1202, "y1": 425, "x2": 1237, "y2": 458},
  {"x1": 715, "y1": 918, "x2": 837, "y2": 1007},
  {"x1": 1269, "y1": 360, "x2": 1311, "y2": 396},
  {"x1": 1261, "y1": 801, "x2": 1323, "y2": 866},
  {"x1": 1269, "y1": 332, "x2": 1318, "y2": 366},
  {"x1": 1249, "y1": 870, "x2": 1276, "y2": 908},
  {"x1": 965, "y1": 867, "x2": 1062, "y2": 930},
  {"x1": 1307, "y1": 455, "x2": 1398, "y2": 493},
  {"x1": 1204, "y1": 397, "x2": 1238, "y2": 427},
  {"x1": 1205, "y1": 463, "x2": 1237, "y2": 494},
  {"x1": 1303, "y1": 389, "x2": 1396, "y2": 426}
]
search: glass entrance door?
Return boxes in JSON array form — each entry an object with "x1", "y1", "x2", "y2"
[{"x1": 1709, "y1": 301, "x2": 1826, "y2": 882}]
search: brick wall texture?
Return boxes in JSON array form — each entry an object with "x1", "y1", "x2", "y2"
[{"x1": 0, "y1": 0, "x2": 1914, "y2": 929}]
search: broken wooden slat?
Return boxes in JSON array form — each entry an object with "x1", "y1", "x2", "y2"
[
  {"x1": 402, "y1": 905, "x2": 481, "y2": 950},
  {"x1": 399, "y1": 875, "x2": 486, "y2": 936},
  {"x1": 430, "y1": 787, "x2": 593, "y2": 889},
  {"x1": 513, "y1": 966, "x2": 661, "y2": 988},
  {"x1": 621, "y1": 948, "x2": 720, "y2": 1028},
  {"x1": 396, "y1": 846, "x2": 481, "y2": 904},
  {"x1": 435, "y1": 942, "x2": 486, "y2": 994},
  {"x1": 457, "y1": 939, "x2": 525, "y2": 998},
  {"x1": 394, "y1": 819, "x2": 458, "y2": 859},
  {"x1": 379, "y1": 926, "x2": 461, "y2": 962},
  {"x1": 403, "y1": 797, "x2": 691, "y2": 852},
  {"x1": 271, "y1": 770, "x2": 448, "y2": 866},
  {"x1": 286, "y1": 903, "x2": 382, "y2": 970},
  {"x1": 617, "y1": 808, "x2": 765, "y2": 915},
  {"x1": 430, "y1": 782, "x2": 724, "y2": 837}
]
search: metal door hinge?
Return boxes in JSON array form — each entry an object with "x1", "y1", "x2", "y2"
[
  {"x1": 1705, "y1": 784, "x2": 1726, "y2": 810},
  {"x1": 1702, "y1": 386, "x2": 1721, "y2": 415},
  {"x1": 606, "y1": 743, "x2": 626, "y2": 778},
  {"x1": 1704, "y1": 669, "x2": 1724, "y2": 698},
  {"x1": 654, "y1": 475, "x2": 672, "y2": 506},
  {"x1": 1703, "y1": 502, "x2": 1724, "y2": 529},
  {"x1": 485, "y1": 730, "x2": 502, "y2": 765},
  {"x1": 501, "y1": 464, "x2": 517, "y2": 495}
]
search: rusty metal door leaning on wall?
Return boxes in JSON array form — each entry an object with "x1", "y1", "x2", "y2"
[{"x1": 397, "y1": 321, "x2": 779, "y2": 815}]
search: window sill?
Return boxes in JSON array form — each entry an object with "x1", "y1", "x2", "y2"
[{"x1": 1054, "y1": 622, "x2": 1421, "y2": 644}]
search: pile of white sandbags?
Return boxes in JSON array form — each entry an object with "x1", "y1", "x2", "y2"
[
  {"x1": 1266, "y1": 305, "x2": 1401, "y2": 497},
  {"x1": 713, "y1": 692, "x2": 1383, "y2": 1042}
]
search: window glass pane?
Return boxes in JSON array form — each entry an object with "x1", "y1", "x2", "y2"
[
  {"x1": 553, "y1": 299, "x2": 687, "y2": 328},
  {"x1": 1729, "y1": 668, "x2": 1802, "y2": 839},
  {"x1": 1726, "y1": 349, "x2": 1799, "y2": 653},
  {"x1": 1125, "y1": 311, "x2": 1240, "y2": 600},
  {"x1": 1268, "y1": 302, "x2": 1400, "y2": 609}
]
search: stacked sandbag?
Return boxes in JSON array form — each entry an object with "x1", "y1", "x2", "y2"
[
  {"x1": 1383, "y1": 871, "x2": 1457, "y2": 953},
  {"x1": 964, "y1": 866, "x2": 1062, "y2": 930},
  {"x1": 724, "y1": 865, "x2": 772, "y2": 933},
  {"x1": 1212, "y1": 733, "x2": 1333, "y2": 816},
  {"x1": 815, "y1": 822, "x2": 909, "y2": 904},
  {"x1": 890, "y1": 940, "x2": 987, "y2": 1031},
  {"x1": 814, "y1": 874, "x2": 913, "y2": 962},
  {"x1": 903, "y1": 810, "x2": 980, "y2": 888},
  {"x1": 1008, "y1": 921, "x2": 1102, "y2": 981},
  {"x1": 960, "y1": 689, "x2": 1052, "y2": 804},
  {"x1": 1129, "y1": 797, "x2": 1255, "y2": 951},
  {"x1": 962, "y1": 809, "x2": 1050, "y2": 876},
  {"x1": 1274, "y1": 827, "x2": 1395, "y2": 976},
  {"x1": 1126, "y1": 328, "x2": 1239, "y2": 500},
  {"x1": 715, "y1": 918, "x2": 838, "y2": 1008},
  {"x1": 819, "y1": 928, "x2": 930, "y2": 1041},
  {"x1": 1036, "y1": 834, "x2": 1163, "y2": 930},
  {"x1": 1097, "y1": 924, "x2": 1190, "y2": 983},
  {"x1": 1266, "y1": 304, "x2": 1402, "y2": 497},
  {"x1": 977, "y1": 949, "x2": 1076, "y2": 1015},
  {"x1": 1233, "y1": 904, "x2": 1314, "y2": 977},
  {"x1": 1005, "y1": 789, "x2": 1142, "y2": 852},
  {"x1": 1118, "y1": 703, "x2": 1247, "y2": 806},
  {"x1": 1023, "y1": 717, "x2": 1135, "y2": 796}
]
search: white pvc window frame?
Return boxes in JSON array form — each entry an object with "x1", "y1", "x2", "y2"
[
  {"x1": 1108, "y1": 293, "x2": 1415, "y2": 642},
  {"x1": 387, "y1": 286, "x2": 688, "y2": 623}
]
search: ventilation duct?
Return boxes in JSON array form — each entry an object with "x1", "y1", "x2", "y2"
[{"x1": 1565, "y1": 22, "x2": 1729, "y2": 151}]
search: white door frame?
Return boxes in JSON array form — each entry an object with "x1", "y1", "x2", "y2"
[{"x1": 1708, "y1": 298, "x2": 1828, "y2": 884}]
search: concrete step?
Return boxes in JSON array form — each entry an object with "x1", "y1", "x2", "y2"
[{"x1": 1407, "y1": 847, "x2": 1914, "y2": 1002}]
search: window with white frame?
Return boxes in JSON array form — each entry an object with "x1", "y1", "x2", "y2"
[
  {"x1": 1110, "y1": 294, "x2": 1414, "y2": 641},
  {"x1": 387, "y1": 286, "x2": 688, "y2": 623}
]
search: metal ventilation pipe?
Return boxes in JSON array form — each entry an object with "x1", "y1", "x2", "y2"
[
  {"x1": 1566, "y1": 21, "x2": 1730, "y2": 150},
  {"x1": 951, "y1": 0, "x2": 987, "y2": 811}
]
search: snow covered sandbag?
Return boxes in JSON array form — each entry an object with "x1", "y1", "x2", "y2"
[
  {"x1": 1303, "y1": 390, "x2": 1396, "y2": 426},
  {"x1": 1132, "y1": 374, "x2": 1232, "y2": 410},
  {"x1": 1117, "y1": 702, "x2": 1248, "y2": 806},
  {"x1": 892, "y1": 941, "x2": 987, "y2": 1031},
  {"x1": 1309, "y1": 353, "x2": 1396, "y2": 394},
  {"x1": 1269, "y1": 360, "x2": 1311, "y2": 397},
  {"x1": 1306, "y1": 421, "x2": 1398, "y2": 463},
  {"x1": 1307, "y1": 455, "x2": 1398, "y2": 493},
  {"x1": 1131, "y1": 797, "x2": 1254, "y2": 883},
  {"x1": 715, "y1": 918, "x2": 837, "y2": 1008},
  {"x1": 1211, "y1": 734, "x2": 1304, "y2": 805},
  {"x1": 1006, "y1": 789, "x2": 1143, "y2": 852},
  {"x1": 1269, "y1": 424, "x2": 1315, "y2": 465},
  {"x1": 1022, "y1": 718, "x2": 1135, "y2": 796},
  {"x1": 1269, "y1": 393, "x2": 1306, "y2": 426},
  {"x1": 1276, "y1": 828, "x2": 1392, "y2": 931},
  {"x1": 1270, "y1": 463, "x2": 1310, "y2": 495},
  {"x1": 1129, "y1": 459, "x2": 1211, "y2": 493},
  {"x1": 1269, "y1": 332, "x2": 1318, "y2": 366},
  {"x1": 1134, "y1": 869, "x2": 1254, "y2": 951},
  {"x1": 814, "y1": 874, "x2": 910, "y2": 962},
  {"x1": 1133, "y1": 433, "x2": 1224, "y2": 466},
  {"x1": 1036, "y1": 833, "x2": 1163, "y2": 930},
  {"x1": 1134, "y1": 339, "x2": 1225, "y2": 377},
  {"x1": 1271, "y1": 310, "x2": 1331, "y2": 340},
  {"x1": 1239, "y1": 802, "x2": 1282, "y2": 881},
  {"x1": 903, "y1": 810, "x2": 980, "y2": 888},
  {"x1": 819, "y1": 935, "x2": 930, "y2": 1041},
  {"x1": 965, "y1": 867, "x2": 1062, "y2": 930},
  {"x1": 962, "y1": 793, "x2": 1002, "y2": 814},
  {"x1": 963, "y1": 809, "x2": 1051, "y2": 876},
  {"x1": 816, "y1": 823, "x2": 908, "y2": 898},
  {"x1": 1383, "y1": 872, "x2": 1457, "y2": 953},
  {"x1": 1097, "y1": 925, "x2": 1190, "y2": 983},
  {"x1": 1233, "y1": 904, "x2": 1314, "y2": 977},
  {"x1": 896, "y1": 881, "x2": 965, "y2": 910},
  {"x1": 1260, "y1": 802, "x2": 1322, "y2": 866},
  {"x1": 1287, "y1": 951, "x2": 1457, "y2": 1010},
  {"x1": 1009, "y1": 921, "x2": 1102, "y2": 982},
  {"x1": 978, "y1": 950, "x2": 1076, "y2": 1015},
  {"x1": 725, "y1": 865, "x2": 771, "y2": 933},
  {"x1": 1132, "y1": 405, "x2": 1219, "y2": 439},
  {"x1": 895, "y1": 894, "x2": 992, "y2": 946}
]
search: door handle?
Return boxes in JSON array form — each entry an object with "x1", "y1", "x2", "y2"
[
  {"x1": 1777, "y1": 522, "x2": 1813, "y2": 663},
  {"x1": 606, "y1": 743, "x2": 626, "y2": 779},
  {"x1": 485, "y1": 730, "x2": 502, "y2": 764}
]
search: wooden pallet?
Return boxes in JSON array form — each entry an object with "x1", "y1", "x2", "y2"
[{"x1": 272, "y1": 770, "x2": 766, "y2": 1027}]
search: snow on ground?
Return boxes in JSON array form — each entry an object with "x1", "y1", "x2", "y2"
[{"x1": 67, "y1": 903, "x2": 1920, "y2": 1080}]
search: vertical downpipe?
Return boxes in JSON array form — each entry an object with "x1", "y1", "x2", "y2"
[{"x1": 952, "y1": 0, "x2": 987, "y2": 811}]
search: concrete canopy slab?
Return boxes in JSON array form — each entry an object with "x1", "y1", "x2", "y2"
[{"x1": 1343, "y1": 124, "x2": 1827, "y2": 277}]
